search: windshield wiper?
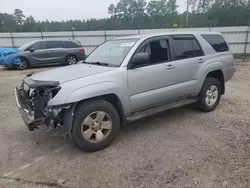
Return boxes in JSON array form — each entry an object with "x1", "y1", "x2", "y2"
[{"x1": 84, "y1": 61, "x2": 109, "y2": 66}]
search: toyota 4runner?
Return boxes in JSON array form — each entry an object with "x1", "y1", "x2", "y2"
[{"x1": 15, "y1": 32, "x2": 235, "y2": 151}]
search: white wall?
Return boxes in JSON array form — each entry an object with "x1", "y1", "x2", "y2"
[{"x1": 0, "y1": 26, "x2": 249, "y2": 55}]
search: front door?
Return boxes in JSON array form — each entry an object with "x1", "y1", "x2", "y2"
[
  {"x1": 128, "y1": 37, "x2": 178, "y2": 111},
  {"x1": 27, "y1": 41, "x2": 49, "y2": 65}
]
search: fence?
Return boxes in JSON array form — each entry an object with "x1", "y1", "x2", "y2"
[{"x1": 0, "y1": 26, "x2": 249, "y2": 60}]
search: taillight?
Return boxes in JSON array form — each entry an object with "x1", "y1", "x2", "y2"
[{"x1": 79, "y1": 48, "x2": 85, "y2": 53}]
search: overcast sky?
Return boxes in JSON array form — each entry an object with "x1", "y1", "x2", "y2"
[{"x1": 0, "y1": 0, "x2": 186, "y2": 21}]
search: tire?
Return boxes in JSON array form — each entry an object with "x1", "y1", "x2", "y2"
[
  {"x1": 65, "y1": 55, "x2": 77, "y2": 65},
  {"x1": 197, "y1": 77, "x2": 222, "y2": 112},
  {"x1": 14, "y1": 57, "x2": 28, "y2": 70},
  {"x1": 70, "y1": 100, "x2": 120, "y2": 152}
]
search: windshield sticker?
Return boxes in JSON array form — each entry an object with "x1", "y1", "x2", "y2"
[{"x1": 120, "y1": 42, "x2": 135, "y2": 47}]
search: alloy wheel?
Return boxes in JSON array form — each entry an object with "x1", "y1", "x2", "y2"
[{"x1": 81, "y1": 111, "x2": 112, "y2": 143}]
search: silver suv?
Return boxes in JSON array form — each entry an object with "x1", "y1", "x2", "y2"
[
  {"x1": 4, "y1": 39, "x2": 85, "y2": 70},
  {"x1": 15, "y1": 32, "x2": 235, "y2": 151}
]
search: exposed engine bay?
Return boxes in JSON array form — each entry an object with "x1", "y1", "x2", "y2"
[{"x1": 15, "y1": 76, "x2": 74, "y2": 131}]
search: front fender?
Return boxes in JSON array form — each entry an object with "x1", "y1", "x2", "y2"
[{"x1": 65, "y1": 82, "x2": 131, "y2": 115}]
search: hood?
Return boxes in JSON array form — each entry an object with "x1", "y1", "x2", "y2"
[{"x1": 30, "y1": 64, "x2": 116, "y2": 84}]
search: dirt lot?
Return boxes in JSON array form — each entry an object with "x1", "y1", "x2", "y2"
[{"x1": 0, "y1": 65, "x2": 249, "y2": 188}]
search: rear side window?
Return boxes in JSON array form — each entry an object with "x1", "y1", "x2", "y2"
[
  {"x1": 172, "y1": 37, "x2": 204, "y2": 60},
  {"x1": 192, "y1": 39, "x2": 204, "y2": 57},
  {"x1": 46, "y1": 41, "x2": 65, "y2": 49},
  {"x1": 65, "y1": 41, "x2": 81, "y2": 48},
  {"x1": 202, "y1": 34, "x2": 229, "y2": 52},
  {"x1": 172, "y1": 39, "x2": 194, "y2": 60}
]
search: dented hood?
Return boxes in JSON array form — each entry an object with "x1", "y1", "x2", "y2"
[{"x1": 30, "y1": 64, "x2": 116, "y2": 84}]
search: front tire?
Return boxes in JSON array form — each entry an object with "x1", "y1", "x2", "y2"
[
  {"x1": 14, "y1": 57, "x2": 28, "y2": 70},
  {"x1": 197, "y1": 77, "x2": 222, "y2": 112},
  {"x1": 70, "y1": 100, "x2": 120, "y2": 152}
]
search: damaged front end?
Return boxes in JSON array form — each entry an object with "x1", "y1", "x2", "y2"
[{"x1": 15, "y1": 76, "x2": 73, "y2": 131}]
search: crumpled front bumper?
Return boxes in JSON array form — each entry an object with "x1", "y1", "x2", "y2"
[{"x1": 14, "y1": 88, "x2": 43, "y2": 130}]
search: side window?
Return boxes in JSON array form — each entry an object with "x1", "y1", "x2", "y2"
[
  {"x1": 201, "y1": 34, "x2": 229, "y2": 52},
  {"x1": 172, "y1": 39, "x2": 194, "y2": 60},
  {"x1": 65, "y1": 41, "x2": 80, "y2": 48},
  {"x1": 139, "y1": 39, "x2": 169, "y2": 65},
  {"x1": 29, "y1": 42, "x2": 45, "y2": 50},
  {"x1": 192, "y1": 39, "x2": 204, "y2": 57},
  {"x1": 47, "y1": 41, "x2": 64, "y2": 49}
]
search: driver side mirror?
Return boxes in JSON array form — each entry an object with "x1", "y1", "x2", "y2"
[
  {"x1": 129, "y1": 53, "x2": 150, "y2": 69},
  {"x1": 28, "y1": 47, "x2": 35, "y2": 52}
]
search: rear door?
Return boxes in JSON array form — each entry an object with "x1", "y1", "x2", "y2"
[
  {"x1": 170, "y1": 35, "x2": 205, "y2": 98},
  {"x1": 45, "y1": 41, "x2": 66, "y2": 64}
]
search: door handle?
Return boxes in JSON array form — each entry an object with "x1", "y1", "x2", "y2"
[
  {"x1": 166, "y1": 64, "x2": 175, "y2": 70},
  {"x1": 198, "y1": 58, "x2": 205, "y2": 63}
]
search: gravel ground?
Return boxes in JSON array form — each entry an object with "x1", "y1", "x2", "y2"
[{"x1": 0, "y1": 65, "x2": 249, "y2": 188}]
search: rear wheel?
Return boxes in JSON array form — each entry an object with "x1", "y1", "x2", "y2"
[
  {"x1": 197, "y1": 77, "x2": 222, "y2": 112},
  {"x1": 14, "y1": 57, "x2": 28, "y2": 70},
  {"x1": 70, "y1": 100, "x2": 120, "y2": 152},
  {"x1": 66, "y1": 55, "x2": 77, "y2": 65}
]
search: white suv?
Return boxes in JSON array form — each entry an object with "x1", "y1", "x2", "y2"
[{"x1": 15, "y1": 32, "x2": 235, "y2": 151}]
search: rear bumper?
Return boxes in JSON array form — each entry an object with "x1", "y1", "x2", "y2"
[
  {"x1": 224, "y1": 66, "x2": 236, "y2": 82},
  {"x1": 14, "y1": 88, "x2": 43, "y2": 130},
  {"x1": 76, "y1": 53, "x2": 86, "y2": 61}
]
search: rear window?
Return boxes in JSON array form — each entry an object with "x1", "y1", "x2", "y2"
[
  {"x1": 65, "y1": 41, "x2": 81, "y2": 48},
  {"x1": 202, "y1": 34, "x2": 229, "y2": 52}
]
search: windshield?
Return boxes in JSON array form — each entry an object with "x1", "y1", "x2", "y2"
[
  {"x1": 85, "y1": 39, "x2": 138, "y2": 67},
  {"x1": 18, "y1": 41, "x2": 35, "y2": 50}
]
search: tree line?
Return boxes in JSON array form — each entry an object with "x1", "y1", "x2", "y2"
[{"x1": 0, "y1": 0, "x2": 250, "y2": 32}]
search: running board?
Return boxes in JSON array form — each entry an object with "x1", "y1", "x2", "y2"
[{"x1": 126, "y1": 98, "x2": 197, "y2": 123}]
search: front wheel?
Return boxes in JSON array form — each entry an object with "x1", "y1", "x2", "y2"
[
  {"x1": 14, "y1": 57, "x2": 28, "y2": 70},
  {"x1": 70, "y1": 100, "x2": 120, "y2": 152},
  {"x1": 197, "y1": 77, "x2": 222, "y2": 112}
]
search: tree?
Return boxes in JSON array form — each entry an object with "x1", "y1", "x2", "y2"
[
  {"x1": 146, "y1": 0, "x2": 168, "y2": 28},
  {"x1": 14, "y1": 9, "x2": 25, "y2": 31},
  {"x1": 1, "y1": 1, "x2": 250, "y2": 32},
  {"x1": 208, "y1": 0, "x2": 247, "y2": 26},
  {"x1": 166, "y1": 0, "x2": 179, "y2": 27},
  {"x1": 167, "y1": 0, "x2": 178, "y2": 14},
  {"x1": 108, "y1": 4, "x2": 116, "y2": 16},
  {"x1": 147, "y1": 0, "x2": 167, "y2": 17},
  {"x1": 0, "y1": 13, "x2": 16, "y2": 32},
  {"x1": 23, "y1": 15, "x2": 36, "y2": 32}
]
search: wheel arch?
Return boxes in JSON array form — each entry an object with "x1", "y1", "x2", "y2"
[
  {"x1": 19, "y1": 56, "x2": 30, "y2": 66},
  {"x1": 77, "y1": 94, "x2": 125, "y2": 125},
  {"x1": 206, "y1": 69, "x2": 225, "y2": 95},
  {"x1": 64, "y1": 93, "x2": 125, "y2": 134}
]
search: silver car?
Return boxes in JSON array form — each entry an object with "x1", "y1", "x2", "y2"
[
  {"x1": 4, "y1": 39, "x2": 85, "y2": 69},
  {"x1": 15, "y1": 32, "x2": 235, "y2": 151}
]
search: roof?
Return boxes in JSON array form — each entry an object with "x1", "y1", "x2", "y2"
[
  {"x1": 39, "y1": 39, "x2": 77, "y2": 42},
  {"x1": 115, "y1": 31, "x2": 221, "y2": 40}
]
